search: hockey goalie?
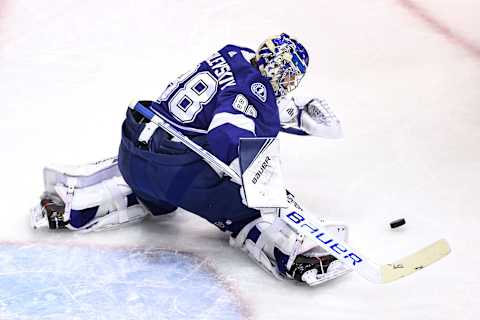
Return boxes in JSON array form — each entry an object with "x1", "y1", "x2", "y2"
[{"x1": 31, "y1": 33, "x2": 350, "y2": 286}]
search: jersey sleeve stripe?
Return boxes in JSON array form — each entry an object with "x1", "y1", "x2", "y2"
[{"x1": 208, "y1": 112, "x2": 256, "y2": 134}]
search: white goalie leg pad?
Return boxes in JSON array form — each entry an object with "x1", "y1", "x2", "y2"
[
  {"x1": 230, "y1": 216, "x2": 284, "y2": 280},
  {"x1": 60, "y1": 175, "x2": 149, "y2": 232},
  {"x1": 76, "y1": 204, "x2": 148, "y2": 232},
  {"x1": 31, "y1": 157, "x2": 149, "y2": 231},
  {"x1": 230, "y1": 209, "x2": 350, "y2": 285},
  {"x1": 43, "y1": 157, "x2": 122, "y2": 192}
]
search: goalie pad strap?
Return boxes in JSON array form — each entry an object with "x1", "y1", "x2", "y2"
[
  {"x1": 103, "y1": 176, "x2": 129, "y2": 223},
  {"x1": 63, "y1": 177, "x2": 77, "y2": 222}
]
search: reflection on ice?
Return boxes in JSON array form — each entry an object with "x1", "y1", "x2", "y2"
[{"x1": 0, "y1": 243, "x2": 244, "y2": 320}]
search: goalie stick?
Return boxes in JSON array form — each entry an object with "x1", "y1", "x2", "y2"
[{"x1": 129, "y1": 102, "x2": 451, "y2": 284}]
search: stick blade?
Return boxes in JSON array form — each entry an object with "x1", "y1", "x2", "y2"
[{"x1": 380, "y1": 239, "x2": 451, "y2": 283}]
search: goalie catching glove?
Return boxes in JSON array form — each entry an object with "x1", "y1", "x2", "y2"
[{"x1": 278, "y1": 96, "x2": 343, "y2": 138}]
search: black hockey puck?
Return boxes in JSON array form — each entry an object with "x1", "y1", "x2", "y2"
[{"x1": 390, "y1": 218, "x2": 406, "y2": 229}]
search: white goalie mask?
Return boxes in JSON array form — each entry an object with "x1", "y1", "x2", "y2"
[{"x1": 255, "y1": 33, "x2": 309, "y2": 97}]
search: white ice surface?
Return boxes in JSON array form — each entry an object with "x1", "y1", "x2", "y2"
[{"x1": 1, "y1": 0, "x2": 479, "y2": 319}]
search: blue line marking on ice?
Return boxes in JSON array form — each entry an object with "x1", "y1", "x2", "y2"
[{"x1": 0, "y1": 243, "x2": 244, "y2": 320}]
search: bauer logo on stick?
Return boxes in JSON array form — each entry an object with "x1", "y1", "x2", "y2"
[{"x1": 286, "y1": 211, "x2": 364, "y2": 266}]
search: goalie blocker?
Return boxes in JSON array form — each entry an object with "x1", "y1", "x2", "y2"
[{"x1": 238, "y1": 137, "x2": 288, "y2": 209}]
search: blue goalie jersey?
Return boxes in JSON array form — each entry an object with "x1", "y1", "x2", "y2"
[{"x1": 149, "y1": 45, "x2": 281, "y2": 164}]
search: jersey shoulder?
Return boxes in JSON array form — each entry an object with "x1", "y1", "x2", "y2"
[
  {"x1": 217, "y1": 45, "x2": 275, "y2": 108},
  {"x1": 220, "y1": 44, "x2": 255, "y2": 62}
]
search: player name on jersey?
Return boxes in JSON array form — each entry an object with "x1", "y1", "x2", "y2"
[{"x1": 205, "y1": 51, "x2": 237, "y2": 90}]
